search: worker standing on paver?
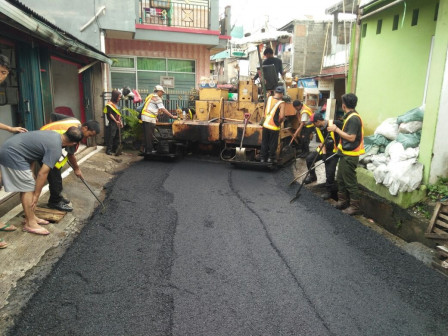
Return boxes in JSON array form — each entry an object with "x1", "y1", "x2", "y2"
[
  {"x1": 259, "y1": 86, "x2": 286, "y2": 164},
  {"x1": 0, "y1": 128, "x2": 83, "y2": 236},
  {"x1": 141, "y1": 85, "x2": 177, "y2": 155},
  {"x1": 327, "y1": 93, "x2": 365, "y2": 215},
  {"x1": 303, "y1": 113, "x2": 342, "y2": 201},
  {"x1": 40, "y1": 116, "x2": 100, "y2": 212},
  {"x1": 290, "y1": 100, "x2": 314, "y2": 158}
]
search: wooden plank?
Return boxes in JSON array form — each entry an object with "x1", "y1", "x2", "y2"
[
  {"x1": 35, "y1": 206, "x2": 66, "y2": 216},
  {"x1": 436, "y1": 245, "x2": 448, "y2": 258},
  {"x1": 432, "y1": 261, "x2": 448, "y2": 275},
  {"x1": 433, "y1": 227, "x2": 448, "y2": 235},
  {"x1": 426, "y1": 202, "x2": 442, "y2": 233},
  {"x1": 439, "y1": 212, "x2": 448, "y2": 222},
  {"x1": 425, "y1": 233, "x2": 448, "y2": 239},
  {"x1": 435, "y1": 219, "x2": 448, "y2": 230}
]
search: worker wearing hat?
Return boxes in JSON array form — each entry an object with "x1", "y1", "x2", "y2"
[
  {"x1": 290, "y1": 100, "x2": 314, "y2": 158},
  {"x1": 259, "y1": 86, "x2": 286, "y2": 163},
  {"x1": 141, "y1": 85, "x2": 177, "y2": 154},
  {"x1": 303, "y1": 113, "x2": 342, "y2": 201}
]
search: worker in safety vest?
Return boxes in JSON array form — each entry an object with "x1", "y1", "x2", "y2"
[
  {"x1": 40, "y1": 116, "x2": 100, "y2": 212},
  {"x1": 327, "y1": 93, "x2": 365, "y2": 215},
  {"x1": 103, "y1": 89, "x2": 123, "y2": 155},
  {"x1": 303, "y1": 113, "x2": 342, "y2": 201},
  {"x1": 259, "y1": 86, "x2": 286, "y2": 163},
  {"x1": 141, "y1": 85, "x2": 177, "y2": 154},
  {"x1": 290, "y1": 100, "x2": 314, "y2": 158}
]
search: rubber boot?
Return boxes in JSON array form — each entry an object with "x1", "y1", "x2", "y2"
[
  {"x1": 334, "y1": 192, "x2": 349, "y2": 210},
  {"x1": 321, "y1": 188, "x2": 332, "y2": 200},
  {"x1": 330, "y1": 190, "x2": 339, "y2": 201},
  {"x1": 342, "y1": 199, "x2": 362, "y2": 216}
]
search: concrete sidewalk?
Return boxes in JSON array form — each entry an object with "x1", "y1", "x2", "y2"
[{"x1": 0, "y1": 146, "x2": 142, "y2": 334}]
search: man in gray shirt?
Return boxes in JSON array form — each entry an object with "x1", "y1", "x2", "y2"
[{"x1": 0, "y1": 127, "x2": 82, "y2": 236}]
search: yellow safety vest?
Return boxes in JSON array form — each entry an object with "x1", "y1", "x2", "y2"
[
  {"x1": 338, "y1": 112, "x2": 365, "y2": 156},
  {"x1": 103, "y1": 102, "x2": 121, "y2": 117},
  {"x1": 40, "y1": 119, "x2": 81, "y2": 169},
  {"x1": 315, "y1": 120, "x2": 337, "y2": 153},
  {"x1": 263, "y1": 96, "x2": 284, "y2": 131},
  {"x1": 141, "y1": 94, "x2": 158, "y2": 118},
  {"x1": 301, "y1": 104, "x2": 313, "y2": 118}
]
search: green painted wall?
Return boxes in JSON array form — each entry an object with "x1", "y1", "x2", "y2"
[
  {"x1": 420, "y1": 0, "x2": 448, "y2": 182},
  {"x1": 354, "y1": 0, "x2": 439, "y2": 135}
]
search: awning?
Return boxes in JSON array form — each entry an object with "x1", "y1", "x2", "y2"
[{"x1": 0, "y1": 0, "x2": 112, "y2": 65}]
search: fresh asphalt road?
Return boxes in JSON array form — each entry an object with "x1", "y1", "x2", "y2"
[{"x1": 10, "y1": 158, "x2": 448, "y2": 336}]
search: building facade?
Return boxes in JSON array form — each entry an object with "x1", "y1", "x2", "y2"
[
  {"x1": 0, "y1": 0, "x2": 109, "y2": 146},
  {"x1": 348, "y1": 0, "x2": 447, "y2": 183}
]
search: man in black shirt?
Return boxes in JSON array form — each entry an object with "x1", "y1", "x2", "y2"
[
  {"x1": 253, "y1": 47, "x2": 283, "y2": 90},
  {"x1": 327, "y1": 93, "x2": 365, "y2": 215}
]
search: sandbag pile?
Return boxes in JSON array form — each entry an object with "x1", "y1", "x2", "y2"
[{"x1": 360, "y1": 106, "x2": 424, "y2": 195}]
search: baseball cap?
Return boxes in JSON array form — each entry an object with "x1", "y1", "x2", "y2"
[
  {"x1": 154, "y1": 85, "x2": 165, "y2": 93},
  {"x1": 274, "y1": 86, "x2": 285, "y2": 94}
]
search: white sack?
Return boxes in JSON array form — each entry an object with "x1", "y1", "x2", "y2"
[
  {"x1": 374, "y1": 118, "x2": 399, "y2": 140},
  {"x1": 398, "y1": 121, "x2": 423, "y2": 134}
]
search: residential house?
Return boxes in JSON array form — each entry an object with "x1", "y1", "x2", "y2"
[
  {"x1": 318, "y1": 0, "x2": 357, "y2": 118},
  {"x1": 0, "y1": 0, "x2": 110, "y2": 145},
  {"x1": 347, "y1": 0, "x2": 447, "y2": 183},
  {"x1": 278, "y1": 19, "x2": 329, "y2": 79},
  {"x1": 19, "y1": 0, "x2": 229, "y2": 134}
]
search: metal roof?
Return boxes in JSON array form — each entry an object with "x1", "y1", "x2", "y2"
[{"x1": 0, "y1": 0, "x2": 111, "y2": 64}]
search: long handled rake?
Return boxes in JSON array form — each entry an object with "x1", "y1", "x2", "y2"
[{"x1": 290, "y1": 132, "x2": 330, "y2": 203}]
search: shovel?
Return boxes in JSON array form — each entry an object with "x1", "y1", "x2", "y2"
[
  {"x1": 67, "y1": 161, "x2": 106, "y2": 213},
  {"x1": 235, "y1": 113, "x2": 251, "y2": 161},
  {"x1": 115, "y1": 126, "x2": 123, "y2": 156}
]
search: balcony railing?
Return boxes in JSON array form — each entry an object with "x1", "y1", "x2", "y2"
[{"x1": 139, "y1": 0, "x2": 210, "y2": 30}]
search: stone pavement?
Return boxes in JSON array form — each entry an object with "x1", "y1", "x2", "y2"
[{"x1": 0, "y1": 146, "x2": 142, "y2": 334}]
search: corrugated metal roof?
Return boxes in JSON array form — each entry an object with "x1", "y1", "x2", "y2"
[{"x1": 1, "y1": 0, "x2": 111, "y2": 64}]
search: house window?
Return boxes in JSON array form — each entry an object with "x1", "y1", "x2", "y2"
[
  {"x1": 393, "y1": 14, "x2": 399, "y2": 31},
  {"x1": 411, "y1": 9, "x2": 419, "y2": 26},
  {"x1": 111, "y1": 57, "x2": 196, "y2": 92},
  {"x1": 376, "y1": 19, "x2": 382, "y2": 34},
  {"x1": 362, "y1": 23, "x2": 367, "y2": 38},
  {"x1": 435, "y1": 2, "x2": 439, "y2": 21},
  {"x1": 112, "y1": 57, "x2": 134, "y2": 69}
]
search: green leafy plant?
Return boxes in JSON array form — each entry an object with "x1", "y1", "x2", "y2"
[
  {"x1": 427, "y1": 177, "x2": 448, "y2": 202},
  {"x1": 121, "y1": 107, "x2": 143, "y2": 148},
  {"x1": 413, "y1": 202, "x2": 431, "y2": 219}
]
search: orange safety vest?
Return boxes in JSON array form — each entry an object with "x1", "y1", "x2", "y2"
[
  {"x1": 300, "y1": 104, "x2": 313, "y2": 118},
  {"x1": 40, "y1": 119, "x2": 81, "y2": 169},
  {"x1": 315, "y1": 120, "x2": 337, "y2": 154},
  {"x1": 263, "y1": 96, "x2": 284, "y2": 131},
  {"x1": 140, "y1": 94, "x2": 157, "y2": 118},
  {"x1": 338, "y1": 111, "x2": 365, "y2": 156},
  {"x1": 103, "y1": 102, "x2": 121, "y2": 117}
]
